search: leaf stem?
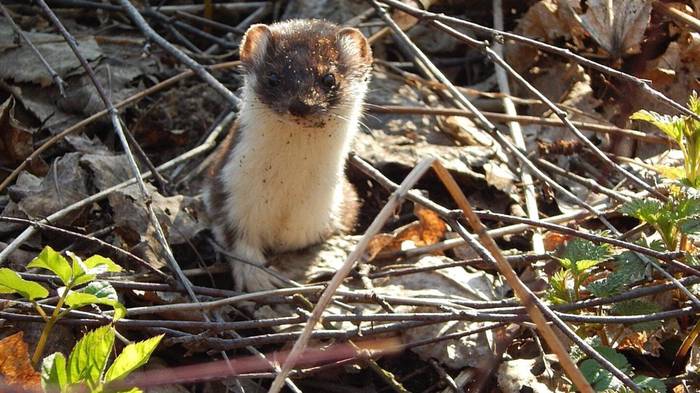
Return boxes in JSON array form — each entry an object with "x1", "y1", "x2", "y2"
[{"x1": 31, "y1": 282, "x2": 72, "y2": 367}]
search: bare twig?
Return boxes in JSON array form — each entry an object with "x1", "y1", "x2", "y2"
[
  {"x1": 0, "y1": 61, "x2": 239, "y2": 193},
  {"x1": 377, "y1": 0, "x2": 700, "y2": 122},
  {"x1": 116, "y1": 0, "x2": 239, "y2": 108},
  {"x1": 433, "y1": 161, "x2": 639, "y2": 392},
  {"x1": 492, "y1": 0, "x2": 543, "y2": 254},
  {"x1": 0, "y1": 1, "x2": 65, "y2": 95},
  {"x1": 267, "y1": 158, "x2": 436, "y2": 393}
]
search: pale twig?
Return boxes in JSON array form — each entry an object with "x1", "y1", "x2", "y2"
[
  {"x1": 377, "y1": 0, "x2": 700, "y2": 121},
  {"x1": 0, "y1": 61, "x2": 239, "y2": 193},
  {"x1": 267, "y1": 158, "x2": 436, "y2": 393},
  {"x1": 116, "y1": 0, "x2": 239, "y2": 108},
  {"x1": 492, "y1": 0, "x2": 542, "y2": 254},
  {"x1": 366, "y1": 104, "x2": 672, "y2": 144},
  {"x1": 432, "y1": 160, "x2": 634, "y2": 393},
  {"x1": 0, "y1": 1, "x2": 66, "y2": 96}
]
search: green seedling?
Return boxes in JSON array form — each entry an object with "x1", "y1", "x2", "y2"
[
  {"x1": 41, "y1": 325, "x2": 163, "y2": 393},
  {"x1": 0, "y1": 246, "x2": 125, "y2": 366},
  {"x1": 631, "y1": 92, "x2": 700, "y2": 187}
]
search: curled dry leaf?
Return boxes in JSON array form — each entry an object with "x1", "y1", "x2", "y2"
[
  {"x1": 0, "y1": 97, "x2": 33, "y2": 167},
  {"x1": 366, "y1": 203, "x2": 447, "y2": 260},
  {"x1": 0, "y1": 332, "x2": 41, "y2": 390}
]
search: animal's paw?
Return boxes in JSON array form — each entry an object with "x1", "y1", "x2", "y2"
[{"x1": 231, "y1": 260, "x2": 285, "y2": 292}]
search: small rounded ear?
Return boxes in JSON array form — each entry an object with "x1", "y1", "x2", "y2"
[
  {"x1": 337, "y1": 27, "x2": 372, "y2": 64},
  {"x1": 240, "y1": 24, "x2": 272, "y2": 66}
]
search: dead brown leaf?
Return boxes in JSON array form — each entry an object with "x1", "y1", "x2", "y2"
[
  {"x1": 0, "y1": 332, "x2": 41, "y2": 390},
  {"x1": 0, "y1": 96, "x2": 33, "y2": 166},
  {"x1": 563, "y1": 0, "x2": 653, "y2": 58},
  {"x1": 366, "y1": 203, "x2": 446, "y2": 260}
]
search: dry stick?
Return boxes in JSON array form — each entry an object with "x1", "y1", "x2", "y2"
[
  {"x1": 432, "y1": 161, "x2": 609, "y2": 393},
  {"x1": 411, "y1": 13, "x2": 662, "y2": 200},
  {"x1": 0, "y1": 127, "x2": 222, "y2": 263},
  {"x1": 35, "y1": 0, "x2": 198, "y2": 303},
  {"x1": 369, "y1": 0, "x2": 620, "y2": 240},
  {"x1": 653, "y1": 0, "x2": 700, "y2": 33},
  {"x1": 535, "y1": 157, "x2": 633, "y2": 203},
  {"x1": 266, "y1": 158, "x2": 436, "y2": 393},
  {"x1": 155, "y1": 2, "x2": 269, "y2": 14},
  {"x1": 0, "y1": 60, "x2": 240, "y2": 193},
  {"x1": 377, "y1": 0, "x2": 700, "y2": 122},
  {"x1": 492, "y1": 0, "x2": 543, "y2": 254},
  {"x1": 0, "y1": 1, "x2": 65, "y2": 96},
  {"x1": 367, "y1": 104, "x2": 672, "y2": 144},
  {"x1": 0, "y1": 216, "x2": 166, "y2": 280},
  {"x1": 116, "y1": 0, "x2": 239, "y2": 108},
  {"x1": 375, "y1": 0, "x2": 700, "y2": 314}
]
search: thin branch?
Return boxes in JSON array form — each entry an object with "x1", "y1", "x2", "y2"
[{"x1": 0, "y1": 1, "x2": 66, "y2": 96}]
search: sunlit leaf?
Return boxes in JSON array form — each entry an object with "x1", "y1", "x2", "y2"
[
  {"x1": 27, "y1": 246, "x2": 72, "y2": 286},
  {"x1": 41, "y1": 352, "x2": 67, "y2": 393},
  {"x1": 105, "y1": 335, "x2": 163, "y2": 383},
  {"x1": 67, "y1": 325, "x2": 114, "y2": 388},
  {"x1": 0, "y1": 268, "x2": 48, "y2": 300}
]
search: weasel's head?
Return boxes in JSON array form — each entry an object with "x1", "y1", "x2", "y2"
[{"x1": 239, "y1": 19, "x2": 373, "y2": 128}]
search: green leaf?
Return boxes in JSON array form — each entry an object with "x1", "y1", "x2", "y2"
[
  {"x1": 576, "y1": 259, "x2": 603, "y2": 272},
  {"x1": 83, "y1": 255, "x2": 122, "y2": 273},
  {"x1": 614, "y1": 252, "x2": 649, "y2": 283},
  {"x1": 41, "y1": 352, "x2": 67, "y2": 393},
  {"x1": 105, "y1": 334, "x2": 163, "y2": 383},
  {"x1": 67, "y1": 325, "x2": 115, "y2": 388},
  {"x1": 68, "y1": 252, "x2": 122, "y2": 288},
  {"x1": 0, "y1": 268, "x2": 48, "y2": 300},
  {"x1": 634, "y1": 376, "x2": 666, "y2": 393},
  {"x1": 562, "y1": 239, "x2": 611, "y2": 263},
  {"x1": 64, "y1": 290, "x2": 126, "y2": 321},
  {"x1": 611, "y1": 300, "x2": 662, "y2": 332},
  {"x1": 586, "y1": 273, "x2": 627, "y2": 298},
  {"x1": 631, "y1": 110, "x2": 684, "y2": 142},
  {"x1": 620, "y1": 199, "x2": 663, "y2": 224},
  {"x1": 581, "y1": 346, "x2": 631, "y2": 391},
  {"x1": 27, "y1": 246, "x2": 72, "y2": 286}
]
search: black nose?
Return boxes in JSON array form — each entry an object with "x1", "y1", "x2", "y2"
[{"x1": 289, "y1": 99, "x2": 314, "y2": 117}]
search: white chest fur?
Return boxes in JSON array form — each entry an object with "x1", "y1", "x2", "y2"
[{"x1": 218, "y1": 94, "x2": 360, "y2": 254}]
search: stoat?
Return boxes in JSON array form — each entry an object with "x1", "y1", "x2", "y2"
[{"x1": 204, "y1": 19, "x2": 373, "y2": 291}]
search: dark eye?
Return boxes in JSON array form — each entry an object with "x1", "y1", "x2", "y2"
[
  {"x1": 267, "y1": 73, "x2": 281, "y2": 87},
  {"x1": 321, "y1": 73, "x2": 336, "y2": 89}
]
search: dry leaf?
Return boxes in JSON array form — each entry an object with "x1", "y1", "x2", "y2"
[
  {"x1": 366, "y1": 203, "x2": 446, "y2": 260},
  {"x1": 563, "y1": 0, "x2": 653, "y2": 57},
  {"x1": 0, "y1": 96, "x2": 33, "y2": 166},
  {"x1": 0, "y1": 332, "x2": 41, "y2": 390}
]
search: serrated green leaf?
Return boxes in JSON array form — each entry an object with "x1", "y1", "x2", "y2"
[
  {"x1": 614, "y1": 252, "x2": 649, "y2": 283},
  {"x1": 68, "y1": 252, "x2": 122, "y2": 288},
  {"x1": 548, "y1": 269, "x2": 574, "y2": 305},
  {"x1": 620, "y1": 199, "x2": 663, "y2": 224},
  {"x1": 0, "y1": 268, "x2": 49, "y2": 300},
  {"x1": 586, "y1": 273, "x2": 627, "y2": 298},
  {"x1": 634, "y1": 375, "x2": 666, "y2": 393},
  {"x1": 562, "y1": 239, "x2": 611, "y2": 263},
  {"x1": 27, "y1": 246, "x2": 72, "y2": 286},
  {"x1": 105, "y1": 334, "x2": 163, "y2": 383},
  {"x1": 612, "y1": 300, "x2": 662, "y2": 332},
  {"x1": 67, "y1": 325, "x2": 115, "y2": 388},
  {"x1": 41, "y1": 352, "x2": 67, "y2": 393},
  {"x1": 631, "y1": 110, "x2": 684, "y2": 142},
  {"x1": 576, "y1": 259, "x2": 603, "y2": 272}
]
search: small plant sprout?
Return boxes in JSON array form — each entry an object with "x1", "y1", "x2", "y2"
[
  {"x1": 631, "y1": 92, "x2": 700, "y2": 187},
  {"x1": 0, "y1": 246, "x2": 125, "y2": 366},
  {"x1": 41, "y1": 325, "x2": 163, "y2": 393}
]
